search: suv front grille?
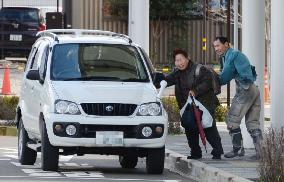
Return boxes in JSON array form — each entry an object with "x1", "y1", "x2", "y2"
[{"x1": 81, "y1": 103, "x2": 137, "y2": 116}]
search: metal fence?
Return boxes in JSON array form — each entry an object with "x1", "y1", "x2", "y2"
[
  {"x1": 69, "y1": 0, "x2": 236, "y2": 68},
  {"x1": 1, "y1": 0, "x2": 61, "y2": 8},
  {"x1": 0, "y1": 120, "x2": 16, "y2": 126}
]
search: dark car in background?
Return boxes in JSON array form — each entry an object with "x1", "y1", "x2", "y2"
[{"x1": 0, "y1": 7, "x2": 46, "y2": 59}]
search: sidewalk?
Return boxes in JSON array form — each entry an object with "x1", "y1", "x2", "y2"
[{"x1": 165, "y1": 122, "x2": 271, "y2": 181}]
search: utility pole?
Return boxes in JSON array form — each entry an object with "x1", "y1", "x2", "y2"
[
  {"x1": 226, "y1": 0, "x2": 231, "y2": 108},
  {"x1": 128, "y1": 0, "x2": 149, "y2": 54},
  {"x1": 271, "y1": 0, "x2": 284, "y2": 128},
  {"x1": 242, "y1": 0, "x2": 265, "y2": 147}
]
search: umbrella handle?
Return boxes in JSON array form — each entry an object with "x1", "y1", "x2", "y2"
[{"x1": 189, "y1": 93, "x2": 196, "y2": 106}]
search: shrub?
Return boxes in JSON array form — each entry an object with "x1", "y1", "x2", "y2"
[
  {"x1": 0, "y1": 96, "x2": 19, "y2": 120},
  {"x1": 259, "y1": 128, "x2": 284, "y2": 182},
  {"x1": 161, "y1": 96, "x2": 183, "y2": 134},
  {"x1": 215, "y1": 105, "x2": 228, "y2": 122}
]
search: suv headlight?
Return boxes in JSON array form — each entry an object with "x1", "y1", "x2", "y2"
[
  {"x1": 55, "y1": 100, "x2": 81, "y2": 115},
  {"x1": 137, "y1": 102, "x2": 161, "y2": 116}
]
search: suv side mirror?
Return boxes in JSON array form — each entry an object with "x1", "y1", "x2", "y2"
[
  {"x1": 153, "y1": 72, "x2": 165, "y2": 88},
  {"x1": 26, "y1": 69, "x2": 40, "y2": 80}
]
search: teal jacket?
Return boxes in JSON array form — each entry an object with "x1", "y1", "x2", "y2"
[{"x1": 220, "y1": 48, "x2": 256, "y2": 89}]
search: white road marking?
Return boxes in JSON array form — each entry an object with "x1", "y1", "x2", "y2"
[
  {"x1": 62, "y1": 171, "x2": 104, "y2": 178},
  {"x1": 63, "y1": 162, "x2": 80, "y2": 167},
  {"x1": 10, "y1": 162, "x2": 40, "y2": 168},
  {"x1": 59, "y1": 155, "x2": 73, "y2": 162},
  {"x1": 4, "y1": 155, "x2": 18, "y2": 159},
  {"x1": 0, "y1": 176, "x2": 28, "y2": 178},
  {"x1": 3, "y1": 151, "x2": 17, "y2": 154},
  {"x1": 0, "y1": 148, "x2": 17, "y2": 151},
  {"x1": 0, "y1": 158, "x2": 10, "y2": 160},
  {"x1": 22, "y1": 169, "x2": 61, "y2": 177}
]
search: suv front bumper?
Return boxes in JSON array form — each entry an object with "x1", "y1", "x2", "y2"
[{"x1": 45, "y1": 113, "x2": 168, "y2": 148}]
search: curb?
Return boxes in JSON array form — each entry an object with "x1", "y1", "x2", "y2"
[
  {"x1": 0, "y1": 126, "x2": 17, "y2": 136},
  {"x1": 165, "y1": 149, "x2": 253, "y2": 182}
]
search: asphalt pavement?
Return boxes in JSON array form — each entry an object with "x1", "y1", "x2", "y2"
[{"x1": 0, "y1": 136, "x2": 194, "y2": 182}]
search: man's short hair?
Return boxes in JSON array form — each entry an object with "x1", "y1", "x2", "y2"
[
  {"x1": 173, "y1": 48, "x2": 188, "y2": 59},
  {"x1": 215, "y1": 36, "x2": 229, "y2": 44}
]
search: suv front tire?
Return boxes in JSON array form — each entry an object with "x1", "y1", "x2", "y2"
[
  {"x1": 41, "y1": 118, "x2": 59, "y2": 171},
  {"x1": 146, "y1": 146, "x2": 165, "y2": 174},
  {"x1": 119, "y1": 154, "x2": 138, "y2": 169},
  {"x1": 18, "y1": 119, "x2": 37, "y2": 165}
]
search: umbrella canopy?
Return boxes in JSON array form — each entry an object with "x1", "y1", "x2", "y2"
[{"x1": 190, "y1": 94, "x2": 207, "y2": 153}]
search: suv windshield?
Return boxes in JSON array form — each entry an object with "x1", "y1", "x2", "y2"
[
  {"x1": 0, "y1": 8, "x2": 39, "y2": 24},
  {"x1": 51, "y1": 44, "x2": 149, "y2": 82}
]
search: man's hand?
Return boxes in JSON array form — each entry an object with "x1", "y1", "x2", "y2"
[{"x1": 189, "y1": 90, "x2": 195, "y2": 97}]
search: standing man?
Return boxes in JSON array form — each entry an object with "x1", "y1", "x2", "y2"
[
  {"x1": 213, "y1": 36, "x2": 262, "y2": 159},
  {"x1": 165, "y1": 48, "x2": 224, "y2": 159}
]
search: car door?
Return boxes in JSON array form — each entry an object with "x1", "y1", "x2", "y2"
[
  {"x1": 31, "y1": 42, "x2": 50, "y2": 134},
  {"x1": 24, "y1": 41, "x2": 49, "y2": 134},
  {"x1": 21, "y1": 40, "x2": 43, "y2": 133}
]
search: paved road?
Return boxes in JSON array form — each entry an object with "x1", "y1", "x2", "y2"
[{"x1": 0, "y1": 136, "x2": 194, "y2": 182}]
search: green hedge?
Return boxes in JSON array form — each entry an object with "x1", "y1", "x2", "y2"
[
  {"x1": 215, "y1": 105, "x2": 228, "y2": 122},
  {"x1": 0, "y1": 96, "x2": 19, "y2": 120}
]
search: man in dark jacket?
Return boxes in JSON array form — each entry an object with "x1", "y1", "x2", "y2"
[{"x1": 165, "y1": 48, "x2": 224, "y2": 159}]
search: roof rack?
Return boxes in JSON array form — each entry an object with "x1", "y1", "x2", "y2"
[
  {"x1": 36, "y1": 29, "x2": 133, "y2": 44},
  {"x1": 36, "y1": 31, "x2": 59, "y2": 42}
]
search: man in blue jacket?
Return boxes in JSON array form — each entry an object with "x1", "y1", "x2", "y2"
[{"x1": 213, "y1": 36, "x2": 262, "y2": 159}]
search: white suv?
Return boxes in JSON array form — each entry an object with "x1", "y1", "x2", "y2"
[{"x1": 16, "y1": 29, "x2": 168, "y2": 174}]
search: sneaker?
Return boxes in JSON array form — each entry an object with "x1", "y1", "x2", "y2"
[
  {"x1": 187, "y1": 155, "x2": 202, "y2": 159},
  {"x1": 224, "y1": 150, "x2": 240, "y2": 158},
  {"x1": 212, "y1": 155, "x2": 221, "y2": 160},
  {"x1": 224, "y1": 147, "x2": 245, "y2": 158}
]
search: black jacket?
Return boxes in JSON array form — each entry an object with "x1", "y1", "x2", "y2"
[{"x1": 165, "y1": 61, "x2": 219, "y2": 115}]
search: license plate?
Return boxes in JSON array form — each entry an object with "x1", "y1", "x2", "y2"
[
  {"x1": 10, "y1": 34, "x2": 22, "y2": 41},
  {"x1": 96, "y1": 131, "x2": 124, "y2": 146}
]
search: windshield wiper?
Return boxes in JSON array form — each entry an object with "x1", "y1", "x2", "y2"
[
  {"x1": 121, "y1": 78, "x2": 148, "y2": 82},
  {"x1": 63, "y1": 76, "x2": 122, "y2": 81}
]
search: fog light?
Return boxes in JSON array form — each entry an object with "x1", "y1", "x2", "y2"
[
  {"x1": 54, "y1": 124, "x2": 63, "y2": 133},
  {"x1": 65, "y1": 125, "x2": 77, "y2": 136},
  {"x1": 141, "y1": 126, "x2": 152, "y2": 137},
  {"x1": 155, "y1": 126, "x2": 163, "y2": 134}
]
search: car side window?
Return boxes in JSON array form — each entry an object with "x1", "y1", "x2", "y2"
[
  {"x1": 139, "y1": 47, "x2": 155, "y2": 78},
  {"x1": 32, "y1": 42, "x2": 48, "y2": 70},
  {"x1": 26, "y1": 41, "x2": 42, "y2": 72},
  {"x1": 39, "y1": 44, "x2": 49, "y2": 81}
]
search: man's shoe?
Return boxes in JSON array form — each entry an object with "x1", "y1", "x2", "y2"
[
  {"x1": 212, "y1": 155, "x2": 221, "y2": 160},
  {"x1": 239, "y1": 147, "x2": 245, "y2": 157},
  {"x1": 187, "y1": 155, "x2": 202, "y2": 159},
  {"x1": 224, "y1": 147, "x2": 245, "y2": 158},
  {"x1": 224, "y1": 150, "x2": 238, "y2": 158}
]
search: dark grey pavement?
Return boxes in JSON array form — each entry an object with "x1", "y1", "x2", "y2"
[{"x1": 165, "y1": 122, "x2": 272, "y2": 181}]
